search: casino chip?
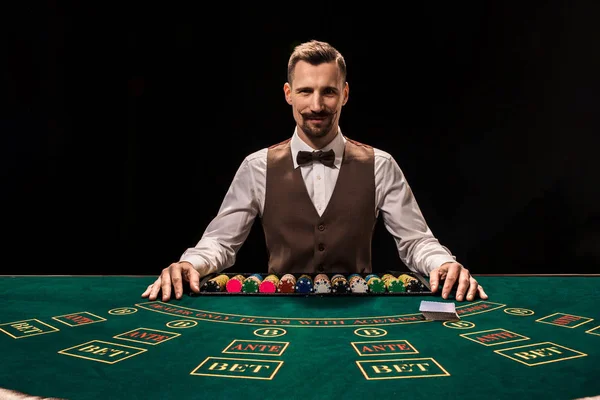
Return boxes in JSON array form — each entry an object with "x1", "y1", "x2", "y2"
[
  {"x1": 278, "y1": 274, "x2": 296, "y2": 293},
  {"x1": 295, "y1": 276, "x2": 314, "y2": 294},
  {"x1": 314, "y1": 278, "x2": 332, "y2": 294},
  {"x1": 349, "y1": 275, "x2": 369, "y2": 293},
  {"x1": 202, "y1": 274, "x2": 229, "y2": 292},
  {"x1": 331, "y1": 275, "x2": 350, "y2": 294},
  {"x1": 242, "y1": 278, "x2": 259, "y2": 293},
  {"x1": 367, "y1": 277, "x2": 386, "y2": 293},
  {"x1": 405, "y1": 279, "x2": 425, "y2": 292},
  {"x1": 226, "y1": 275, "x2": 245, "y2": 293},
  {"x1": 387, "y1": 278, "x2": 406, "y2": 293},
  {"x1": 398, "y1": 274, "x2": 418, "y2": 286},
  {"x1": 259, "y1": 280, "x2": 277, "y2": 293},
  {"x1": 260, "y1": 274, "x2": 280, "y2": 293}
]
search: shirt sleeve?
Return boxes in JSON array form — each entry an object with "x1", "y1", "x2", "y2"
[
  {"x1": 375, "y1": 152, "x2": 456, "y2": 275},
  {"x1": 179, "y1": 154, "x2": 263, "y2": 276}
]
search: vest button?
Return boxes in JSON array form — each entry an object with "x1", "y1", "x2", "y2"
[
  {"x1": 318, "y1": 243, "x2": 325, "y2": 251},
  {"x1": 318, "y1": 224, "x2": 325, "y2": 231},
  {"x1": 317, "y1": 264, "x2": 325, "y2": 272}
]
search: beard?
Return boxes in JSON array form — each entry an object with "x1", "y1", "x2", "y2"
[{"x1": 300, "y1": 112, "x2": 336, "y2": 138}]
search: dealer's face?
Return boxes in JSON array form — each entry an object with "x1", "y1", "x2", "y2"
[{"x1": 284, "y1": 60, "x2": 348, "y2": 147}]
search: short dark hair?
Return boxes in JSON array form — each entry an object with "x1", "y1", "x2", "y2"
[{"x1": 287, "y1": 40, "x2": 347, "y2": 85}]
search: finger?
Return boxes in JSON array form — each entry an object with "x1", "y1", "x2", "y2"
[
  {"x1": 478, "y1": 285, "x2": 489, "y2": 300},
  {"x1": 437, "y1": 267, "x2": 448, "y2": 281},
  {"x1": 442, "y1": 266, "x2": 459, "y2": 299},
  {"x1": 171, "y1": 265, "x2": 184, "y2": 300},
  {"x1": 455, "y1": 268, "x2": 471, "y2": 301},
  {"x1": 465, "y1": 277, "x2": 479, "y2": 301},
  {"x1": 429, "y1": 269, "x2": 441, "y2": 294},
  {"x1": 160, "y1": 268, "x2": 174, "y2": 302},
  {"x1": 183, "y1": 266, "x2": 201, "y2": 294},
  {"x1": 141, "y1": 283, "x2": 153, "y2": 298},
  {"x1": 147, "y1": 277, "x2": 162, "y2": 301}
]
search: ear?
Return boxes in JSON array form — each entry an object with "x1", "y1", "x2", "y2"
[
  {"x1": 342, "y1": 82, "x2": 349, "y2": 106},
  {"x1": 283, "y1": 82, "x2": 293, "y2": 105}
]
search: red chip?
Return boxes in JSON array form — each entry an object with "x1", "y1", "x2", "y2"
[
  {"x1": 278, "y1": 280, "x2": 296, "y2": 293},
  {"x1": 259, "y1": 280, "x2": 277, "y2": 293},
  {"x1": 226, "y1": 279, "x2": 243, "y2": 293}
]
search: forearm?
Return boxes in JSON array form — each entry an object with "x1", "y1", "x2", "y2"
[
  {"x1": 396, "y1": 236, "x2": 456, "y2": 276},
  {"x1": 376, "y1": 155, "x2": 456, "y2": 276},
  {"x1": 179, "y1": 237, "x2": 238, "y2": 277},
  {"x1": 178, "y1": 156, "x2": 261, "y2": 277}
]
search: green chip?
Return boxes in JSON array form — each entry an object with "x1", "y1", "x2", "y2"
[
  {"x1": 388, "y1": 280, "x2": 406, "y2": 293},
  {"x1": 368, "y1": 278, "x2": 386, "y2": 293},
  {"x1": 242, "y1": 279, "x2": 259, "y2": 293}
]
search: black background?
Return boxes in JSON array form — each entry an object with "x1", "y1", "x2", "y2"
[{"x1": 4, "y1": 2, "x2": 599, "y2": 276}]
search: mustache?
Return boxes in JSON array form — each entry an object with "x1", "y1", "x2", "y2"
[{"x1": 301, "y1": 110, "x2": 337, "y2": 118}]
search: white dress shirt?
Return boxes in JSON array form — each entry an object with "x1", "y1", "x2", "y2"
[{"x1": 180, "y1": 128, "x2": 456, "y2": 276}]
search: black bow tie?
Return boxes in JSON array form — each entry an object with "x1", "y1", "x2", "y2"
[{"x1": 296, "y1": 149, "x2": 336, "y2": 167}]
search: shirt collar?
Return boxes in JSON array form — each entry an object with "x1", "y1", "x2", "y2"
[{"x1": 290, "y1": 127, "x2": 346, "y2": 169}]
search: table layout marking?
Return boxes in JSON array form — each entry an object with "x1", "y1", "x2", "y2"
[
  {"x1": 165, "y1": 320, "x2": 198, "y2": 329},
  {"x1": 57, "y1": 339, "x2": 147, "y2": 364},
  {"x1": 443, "y1": 320, "x2": 475, "y2": 329},
  {"x1": 191, "y1": 356, "x2": 284, "y2": 380},
  {"x1": 535, "y1": 313, "x2": 594, "y2": 329},
  {"x1": 0, "y1": 319, "x2": 59, "y2": 339},
  {"x1": 585, "y1": 325, "x2": 600, "y2": 336},
  {"x1": 52, "y1": 311, "x2": 106, "y2": 327},
  {"x1": 351, "y1": 339, "x2": 418, "y2": 356},
  {"x1": 113, "y1": 327, "x2": 181, "y2": 345},
  {"x1": 253, "y1": 328, "x2": 287, "y2": 337},
  {"x1": 354, "y1": 328, "x2": 388, "y2": 337},
  {"x1": 108, "y1": 307, "x2": 138, "y2": 315},
  {"x1": 494, "y1": 341, "x2": 587, "y2": 366},
  {"x1": 503, "y1": 308, "x2": 535, "y2": 316},
  {"x1": 459, "y1": 328, "x2": 530, "y2": 346},
  {"x1": 356, "y1": 357, "x2": 450, "y2": 380},
  {"x1": 222, "y1": 339, "x2": 289, "y2": 356}
]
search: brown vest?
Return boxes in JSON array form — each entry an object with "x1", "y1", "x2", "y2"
[{"x1": 262, "y1": 137, "x2": 376, "y2": 275}]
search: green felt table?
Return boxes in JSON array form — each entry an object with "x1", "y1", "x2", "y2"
[{"x1": 0, "y1": 275, "x2": 599, "y2": 400}]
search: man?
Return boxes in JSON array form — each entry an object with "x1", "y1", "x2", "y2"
[{"x1": 142, "y1": 40, "x2": 488, "y2": 303}]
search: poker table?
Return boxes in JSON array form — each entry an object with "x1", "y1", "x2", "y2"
[{"x1": 1, "y1": 274, "x2": 599, "y2": 400}]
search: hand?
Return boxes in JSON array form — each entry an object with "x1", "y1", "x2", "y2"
[
  {"x1": 429, "y1": 262, "x2": 488, "y2": 302},
  {"x1": 141, "y1": 262, "x2": 201, "y2": 302},
  {"x1": 0, "y1": 387, "x2": 66, "y2": 400}
]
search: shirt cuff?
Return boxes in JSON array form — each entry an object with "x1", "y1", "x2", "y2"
[
  {"x1": 179, "y1": 255, "x2": 215, "y2": 277},
  {"x1": 426, "y1": 255, "x2": 457, "y2": 275}
]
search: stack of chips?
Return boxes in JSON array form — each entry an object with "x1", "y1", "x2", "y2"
[
  {"x1": 198, "y1": 272, "x2": 425, "y2": 296},
  {"x1": 225, "y1": 274, "x2": 246, "y2": 293},
  {"x1": 278, "y1": 274, "x2": 296, "y2": 293},
  {"x1": 348, "y1": 274, "x2": 369, "y2": 293},
  {"x1": 295, "y1": 274, "x2": 314, "y2": 294},
  {"x1": 397, "y1": 274, "x2": 414, "y2": 286},
  {"x1": 398, "y1": 274, "x2": 425, "y2": 292},
  {"x1": 259, "y1": 274, "x2": 280, "y2": 293},
  {"x1": 313, "y1": 274, "x2": 332, "y2": 294},
  {"x1": 202, "y1": 274, "x2": 229, "y2": 292},
  {"x1": 365, "y1": 274, "x2": 386, "y2": 293},
  {"x1": 331, "y1": 274, "x2": 350, "y2": 294},
  {"x1": 242, "y1": 274, "x2": 262, "y2": 293},
  {"x1": 382, "y1": 273, "x2": 405, "y2": 293}
]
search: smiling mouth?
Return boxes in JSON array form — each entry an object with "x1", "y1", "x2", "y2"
[{"x1": 305, "y1": 115, "x2": 328, "y2": 121}]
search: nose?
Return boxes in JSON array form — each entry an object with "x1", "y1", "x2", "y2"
[{"x1": 309, "y1": 93, "x2": 325, "y2": 112}]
